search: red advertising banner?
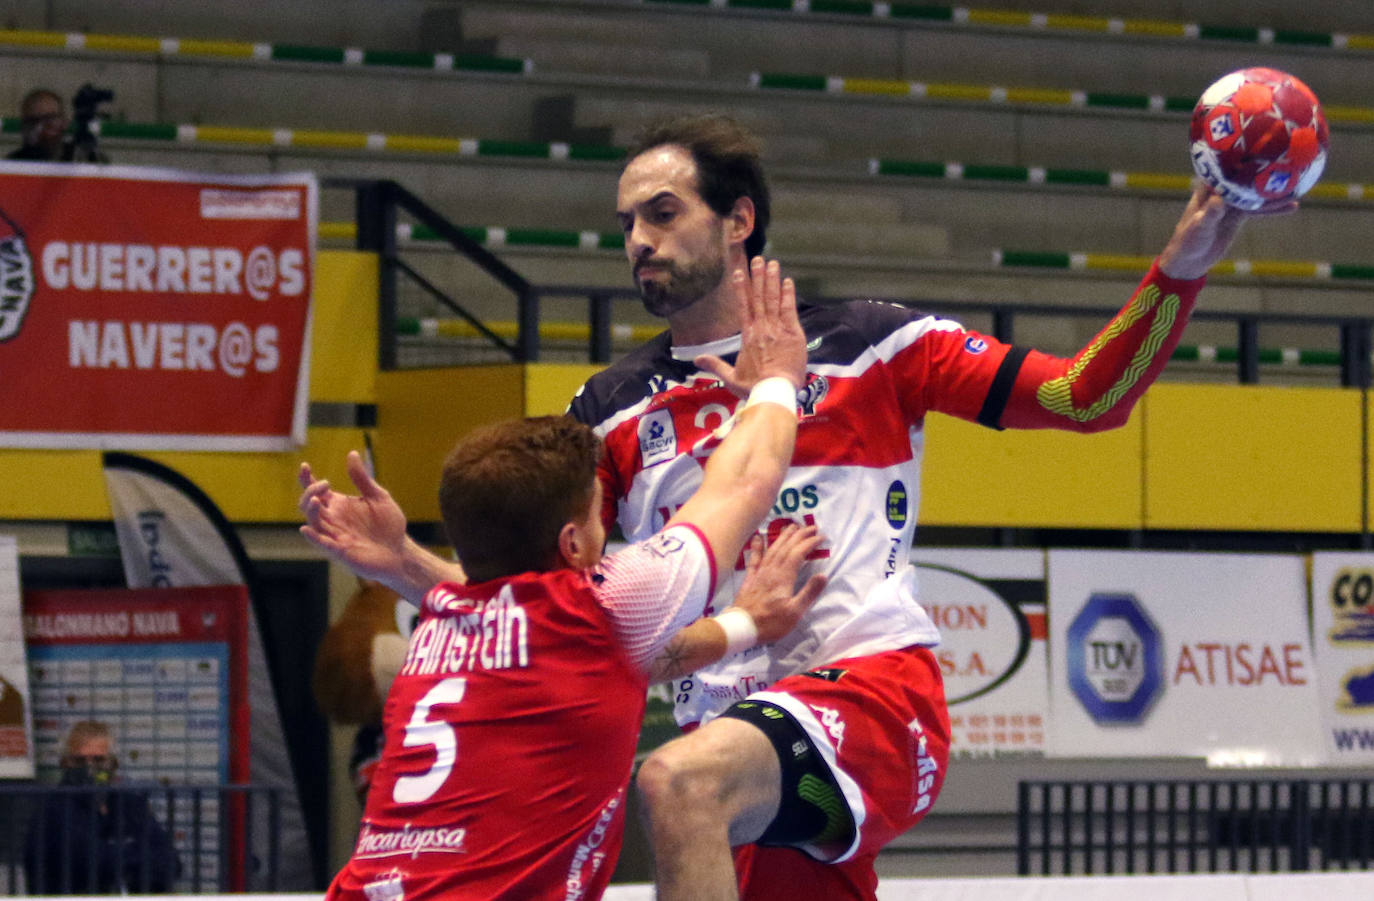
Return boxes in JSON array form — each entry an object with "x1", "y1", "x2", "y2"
[{"x1": 0, "y1": 163, "x2": 315, "y2": 450}]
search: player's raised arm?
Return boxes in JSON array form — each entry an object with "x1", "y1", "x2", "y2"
[
  {"x1": 667, "y1": 256, "x2": 807, "y2": 558},
  {"x1": 648, "y1": 525, "x2": 827, "y2": 682},
  {"x1": 913, "y1": 181, "x2": 1293, "y2": 437},
  {"x1": 298, "y1": 450, "x2": 464, "y2": 604}
]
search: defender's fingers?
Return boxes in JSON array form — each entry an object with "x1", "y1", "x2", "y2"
[
  {"x1": 791, "y1": 574, "x2": 828, "y2": 612},
  {"x1": 743, "y1": 534, "x2": 765, "y2": 574},
  {"x1": 298, "y1": 479, "x2": 332, "y2": 515},
  {"x1": 770, "y1": 523, "x2": 820, "y2": 562},
  {"x1": 749, "y1": 256, "x2": 768, "y2": 325},
  {"x1": 732, "y1": 267, "x2": 754, "y2": 328},
  {"x1": 763, "y1": 259, "x2": 783, "y2": 321},
  {"x1": 346, "y1": 450, "x2": 384, "y2": 499},
  {"x1": 781, "y1": 277, "x2": 798, "y2": 322}
]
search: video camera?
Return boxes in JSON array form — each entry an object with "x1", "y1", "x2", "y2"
[{"x1": 65, "y1": 82, "x2": 114, "y2": 162}]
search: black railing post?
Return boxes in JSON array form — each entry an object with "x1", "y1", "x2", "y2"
[
  {"x1": 589, "y1": 292, "x2": 613, "y2": 363},
  {"x1": 992, "y1": 308, "x2": 1015, "y2": 345},
  {"x1": 1292, "y1": 780, "x2": 1311, "y2": 871},
  {"x1": 1016, "y1": 781, "x2": 1029, "y2": 875},
  {"x1": 1238, "y1": 318, "x2": 1260, "y2": 384},
  {"x1": 1340, "y1": 321, "x2": 1373, "y2": 389},
  {"x1": 518, "y1": 288, "x2": 541, "y2": 362},
  {"x1": 355, "y1": 180, "x2": 400, "y2": 371}
]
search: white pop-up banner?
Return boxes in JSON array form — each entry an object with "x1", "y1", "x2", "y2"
[
  {"x1": 0, "y1": 536, "x2": 33, "y2": 777},
  {"x1": 1047, "y1": 551, "x2": 1322, "y2": 766},
  {"x1": 1310, "y1": 552, "x2": 1374, "y2": 764}
]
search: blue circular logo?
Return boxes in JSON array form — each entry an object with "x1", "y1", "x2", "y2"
[
  {"x1": 1066, "y1": 593, "x2": 1164, "y2": 724},
  {"x1": 885, "y1": 481, "x2": 908, "y2": 528}
]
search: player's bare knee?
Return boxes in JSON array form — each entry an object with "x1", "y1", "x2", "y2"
[{"x1": 637, "y1": 742, "x2": 731, "y2": 831}]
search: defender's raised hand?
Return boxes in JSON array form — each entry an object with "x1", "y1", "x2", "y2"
[
  {"x1": 730, "y1": 524, "x2": 828, "y2": 644},
  {"x1": 298, "y1": 450, "x2": 410, "y2": 585},
  {"x1": 695, "y1": 256, "x2": 808, "y2": 395}
]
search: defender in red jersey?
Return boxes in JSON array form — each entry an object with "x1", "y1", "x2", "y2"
[
  {"x1": 305, "y1": 259, "x2": 825, "y2": 900},
  {"x1": 300, "y1": 115, "x2": 1294, "y2": 900}
]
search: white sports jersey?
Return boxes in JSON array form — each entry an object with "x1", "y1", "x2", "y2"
[
  {"x1": 570, "y1": 267, "x2": 1201, "y2": 727},
  {"x1": 572, "y1": 302, "x2": 977, "y2": 725}
]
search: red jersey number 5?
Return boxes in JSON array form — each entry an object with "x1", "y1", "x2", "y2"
[{"x1": 393, "y1": 677, "x2": 467, "y2": 804}]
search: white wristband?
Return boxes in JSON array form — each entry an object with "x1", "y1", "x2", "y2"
[
  {"x1": 745, "y1": 376, "x2": 798, "y2": 414},
  {"x1": 712, "y1": 607, "x2": 759, "y2": 657}
]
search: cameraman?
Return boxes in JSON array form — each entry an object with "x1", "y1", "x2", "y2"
[
  {"x1": 8, "y1": 88, "x2": 67, "y2": 161},
  {"x1": 7, "y1": 85, "x2": 111, "y2": 162}
]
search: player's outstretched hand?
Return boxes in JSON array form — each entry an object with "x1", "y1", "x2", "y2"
[
  {"x1": 298, "y1": 450, "x2": 409, "y2": 583},
  {"x1": 695, "y1": 256, "x2": 808, "y2": 396},
  {"x1": 730, "y1": 524, "x2": 828, "y2": 644},
  {"x1": 1159, "y1": 182, "x2": 1298, "y2": 280}
]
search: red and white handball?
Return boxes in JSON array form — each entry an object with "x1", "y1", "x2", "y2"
[{"x1": 1189, "y1": 67, "x2": 1329, "y2": 210}]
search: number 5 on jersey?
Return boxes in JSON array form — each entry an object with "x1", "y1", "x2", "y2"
[{"x1": 393, "y1": 677, "x2": 467, "y2": 804}]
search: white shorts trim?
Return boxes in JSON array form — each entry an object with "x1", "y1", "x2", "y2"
[{"x1": 747, "y1": 690, "x2": 866, "y2": 864}]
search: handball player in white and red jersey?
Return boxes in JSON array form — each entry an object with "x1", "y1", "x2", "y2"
[
  {"x1": 301, "y1": 115, "x2": 1293, "y2": 900},
  {"x1": 306, "y1": 258, "x2": 824, "y2": 900}
]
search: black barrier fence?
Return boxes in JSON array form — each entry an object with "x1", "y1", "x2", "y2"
[
  {"x1": 1018, "y1": 779, "x2": 1374, "y2": 876},
  {"x1": 0, "y1": 783, "x2": 286, "y2": 895},
  {"x1": 325, "y1": 178, "x2": 1374, "y2": 384}
]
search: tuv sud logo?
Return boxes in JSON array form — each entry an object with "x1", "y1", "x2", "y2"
[{"x1": 1066, "y1": 593, "x2": 1164, "y2": 724}]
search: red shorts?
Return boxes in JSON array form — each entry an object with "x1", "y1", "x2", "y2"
[{"x1": 730, "y1": 645, "x2": 951, "y2": 901}]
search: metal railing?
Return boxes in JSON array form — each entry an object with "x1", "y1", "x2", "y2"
[
  {"x1": 328, "y1": 177, "x2": 1374, "y2": 386},
  {"x1": 0, "y1": 782, "x2": 288, "y2": 895},
  {"x1": 1017, "y1": 778, "x2": 1374, "y2": 876}
]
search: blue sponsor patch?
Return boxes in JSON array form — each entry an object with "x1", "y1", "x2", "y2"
[{"x1": 885, "y1": 480, "x2": 908, "y2": 528}]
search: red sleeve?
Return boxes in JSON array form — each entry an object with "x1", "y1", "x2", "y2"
[
  {"x1": 993, "y1": 261, "x2": 1204, "y2": 432},
  {"x1": 595, "y1": 453, "x2": 619, "y2": 533}
]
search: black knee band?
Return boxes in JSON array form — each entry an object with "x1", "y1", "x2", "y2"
[{"x1": 717, "y1": 700, "x2": 855, "y2": 849}]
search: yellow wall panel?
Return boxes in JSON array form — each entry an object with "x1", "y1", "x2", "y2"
[
  {"x1": 524, "y1": 364, "x2": 606, "y2": 416},
  {"x1": 310, "y1": 251, "x2": 380, "y2": 403},
  {"x1": 0, "y1": 428, "x2": 371, "y2": 521},
  {"x1": 921, "y1": 413, "x2": 1144, "y2": 528},
  {"x1": 373, "y1": 366, "x2": 525, "y2": 521},
  {"x1": 0, "y1": 449, "x2": 110, "y2": 519},
  {"x1": 1144, "y1": 383, "x2": 1363, "y2": 532}
]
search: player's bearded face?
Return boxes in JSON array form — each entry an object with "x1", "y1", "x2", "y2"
[{"x1": 634, "y1": 220, "x2": 727, "y2": 318}]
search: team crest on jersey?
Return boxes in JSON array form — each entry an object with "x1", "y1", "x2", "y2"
[
  {"x1": 798, "y1": 375, "x2": 828, "y2": 417},
  {"x1": 638, "y1": 408, "x2": 678, "y2": 467},
  {"x1": 963, "y1": 335, "x2": 988, "y2": 355}
]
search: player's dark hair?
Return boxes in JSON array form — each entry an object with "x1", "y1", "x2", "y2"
[
  {"x1": 627, "y1": 113, "x2": 770, "y2": 258},
  {"x1": 439, "y1": 416, "x2": 601, "y2": 582}
]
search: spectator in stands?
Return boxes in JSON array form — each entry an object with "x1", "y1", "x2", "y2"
[
  {"x1": 8, "y1": 88, "x2": 68, "y2": 161},
  {"x1": 24, "y1": 720, "x2": 180, "y2": 894}
]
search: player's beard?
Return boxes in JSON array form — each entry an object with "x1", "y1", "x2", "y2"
[{"x1": 634, "y1": 242, "x2": 727, "y2": 319}]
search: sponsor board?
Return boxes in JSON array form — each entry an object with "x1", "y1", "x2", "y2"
[
  {"x1": 914, "y1": 549, "x2": 1047, "y2": 758},
  {"x1": 0, "y1": 163, "x2": 315, "y2": 450},
  {"x1": 1311, "y1": 553, "x2": 1374, "y2": 764},
  {"x1": 1048, "y1": 551, "x2": 1321, "y2": 765}
]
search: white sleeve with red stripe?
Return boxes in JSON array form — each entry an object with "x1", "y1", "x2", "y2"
[{"x1": 591, "y1": 523, "x2": 717, "y2": 673}]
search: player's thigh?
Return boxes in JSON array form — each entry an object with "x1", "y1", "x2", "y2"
[
  {"x1": 639, "y1": 714, "x2": 783, "y2": 844},
  {"x1": 754, "y1": 645, "x2": 952, "y2": 857}
]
